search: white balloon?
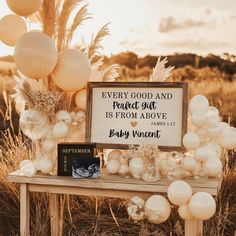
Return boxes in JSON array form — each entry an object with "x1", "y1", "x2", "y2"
[
  {"x1": 220, "y1": 130, "x2": 236, "y2": 150},
  {"x1": 52, "y1": 49, "x2": 91, "y2": 91},
  {"x1": 188, "y1": 192, "x2": 216, "y2": 220},
  {"x1": 208, "y1": 106, "x2": 219, "y2": 116},
  {"x1": 145, "y1": 195, "x2": 171, "y2": 224},
  {"x1": 7, "y1": 0, "x2": 43, "y2": 16},
  {"x1": 0, "y1": 14, "x2": 27, "y2": 46},
  {"x1": 39, "y1": 158, "x2": 54, "y2": 174},
  {"x1": 207, "y1": 113, "x2": 220, "y2": 127},
  {"x1": 203, "y1": 158, "x2": 222, "y2": 177},
  {"x1": 183, "y1": 132, "x2": 200, "y2": 150},
  {"x1": 191, "y1": 110, "x2": 207, "y2": 128},
  {"x1": 106, "y1": 159, "x2": 120, "y2": 174},
  {"x1": 14, "y1": 31, "x2": 58, "y2": 79},
  {"x1": 56, "y1": 110, "x2": 72, "y2": 125},
  {"x1": 208, "y1": 123, "x2": 222, "y2": 139},
  {"x1": 129, "y1": 157, "x2": 144, "y2": 179},
  {"x1": 178, "y1": 205, "x2": 193, "y2": 220},
  {"x1": 42, "y1": 139, "x2": 55, "y2": 153},
  {"x1": 167, "y1": 180, "x2": 192, "y2": 206},
  {"x1": 75, "y1": 89, "x2": 87, "y2": 110},
  {"x1": 189, "y1": 95, "x2": 209, "y2": 114},
  {"x1": 194, "y1": 146, "x2": 208, "y2": 162},
  {"x1": 53, "y1": 122, "x2": 68, "y2": 138},
  {"x1": 181, "y1": 155, "x2": 197, "y2": 171}
]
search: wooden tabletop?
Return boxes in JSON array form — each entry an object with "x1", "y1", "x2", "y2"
[{"x1": 8, "y1": 170, "x2": 222, "y2": 196}]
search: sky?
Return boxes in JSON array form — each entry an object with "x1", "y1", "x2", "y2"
[{"x1": 0, "y1": 0, "x2": 236, "y2": 57}]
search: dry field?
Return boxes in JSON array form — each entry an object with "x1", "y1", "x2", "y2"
[{"x1": 0, "y1": 63, "x2": 235, "y2": 236}]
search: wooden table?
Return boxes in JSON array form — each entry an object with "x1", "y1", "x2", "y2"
[{"x1": 8, "y1": 171, "x2": 222, "y2": 236}]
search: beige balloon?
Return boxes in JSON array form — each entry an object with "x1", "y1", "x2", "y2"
[
  {"x1": 14, "y1": 31, "x2": 58, "y2": 80},
  {"x1": 7, "y1": 0, "x2": 43, "y2": 16},
  {"x1": 52, "y1": 49, "x2": 91, "y2": 91},
  {"x1": 75, "y1": 89, "x2": 87, "y2": 110},
  {"x1": 0, "y1": 14, "x2": 27, "y2": 46}
]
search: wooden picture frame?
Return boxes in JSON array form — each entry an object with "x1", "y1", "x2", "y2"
[{"x1": 86, "y1": 82, "x2": 188, "y2": 151}]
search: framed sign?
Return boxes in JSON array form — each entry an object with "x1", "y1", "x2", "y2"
[{"x1": 86, "y1": 82, "x2": 188, "y2": 151}]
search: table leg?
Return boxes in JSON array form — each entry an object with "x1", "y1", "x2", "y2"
[
  {"x1": 185, "y1": 218, "x2": 203, "y2": 236},
  {"x1": 20, "y1": 184, "x2": 30, "y2": 236},
  {"x1": 49, "y1": 193, "x2": 59, "y2": 236}
]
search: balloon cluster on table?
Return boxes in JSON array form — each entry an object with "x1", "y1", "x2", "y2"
[
  {"x1": 127, "y1": 180, "x2": 216, "y2": 224},
  {"x1": 106, "y1": 94, "x2": 236, "y2": 181}
]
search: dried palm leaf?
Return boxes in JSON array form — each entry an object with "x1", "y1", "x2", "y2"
[
  {"x1": 66, "y1": 4, "x2": 91, "y2": 47},
  {"x1": 87, "y1": 23, "x2": 110, "y2": 60},
  {"x1": 38, "y1": 0, "x2": 56, "y2": 38},
  {"x1": 57, "y1": 0, "x2": 82, "y2": 51},
  {"x1": 101, "y1": 64, "x2": 120, "y2": 81},
  {"x1": 91, "y1": 57, "x2": 104, "y2": 70}
]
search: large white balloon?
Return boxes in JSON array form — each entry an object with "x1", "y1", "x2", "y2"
[
  {"x1": 75, "y1": 89, "x2": 87, "y2": 110},
  {"x1": 0, "y1": 14, "x2": 27, "y2": 46},
  {"x1": 14, "y1": 31, "x2": 58, "y2": 80},
  {"x1": 52, "y1": 49, "x2": 91, "y2": 91},
  {"x1": 191, "y1": 110, "x2": 207, "y2": 128},
  {"x1": 6, "y1": 0, "x2": 43, "y2": 16},
  {"x1": 183, "y1": 132, "x2": 200, "y2": 150},
  {"x1": 145, "y1": 195, "x2": 171, "y2": 224},
  {"x1": 189, "y1": 95, "x2": 209, "y2": 113},
  {"x1": 167, "y1": 180, "x2": 192, "y2": 206},
  {"x1": 188, "y1": 192, "x2": 216, "y2": 220}
]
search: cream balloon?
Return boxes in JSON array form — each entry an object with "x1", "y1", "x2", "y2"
[
  {"x1": 52, "y1": 49, "x2": 91, "y2": 91},
  {"x1": 75, "y1": 89, "x2": 87, "y2": 110},
  {"x1": 181, "y1": 155, "x2": 197, "y2": 171},
  {"x1": 7, "y1": 0, "x2": 43, "y2": 16},
  {"x1": 129, "y1": 157, "x2": 144, "y2": 179},
  {"x1": 208, "y1": 106, "x2": 219, "y2": 116},
  {"x1": 118, "y1": 164, "x2": 129, "y2": 176},
  {"x1": 183, "y1": 132, "x2": 200, "y2": 150},
  {"x1": 42, "y1": 139, "x2": 55, "y2": 153},
  {"x1": 39, "y1": 158, "x2": 54, "y2": 174},
  {"x1": 52, "y1": 122, "x2": 69, "y2": 138},
  {"x1": 178, "y1": 205, "x2": 193, "y2": 220},
  {"x1": 191, "y1": 110, "x2": 207, "y2": 128},
  {"x1": 14, "y1": 31, "x2": 58, "y2": 79},
  {"x1": 145, "y1": 195, "x2": 171, "y2": 224},
  {"x1": 207, "y1": 113, "x2": 220, "y2": 127},
  {"x1": 208, "y1": 123, "x2": 222, "y2": 139},
  {"x1": 108, "y1": 149, "x2": 123, "y2": 161},
  {"x1": 188, "y1": 192, "x2": 216, "y2": 220},
  {"x1": 203, "y1": 158, "x2": 222, "y2": 177},
  {"x1": 194, "y1": 146, "x2": 208, "y2": 162},
  {"x1": 220, "y1": 131, "x2": 236, "y2": 150},
  {"x1": 89, "y1": 69, "x2": 102, "y2": 81},
  {"x1": 0, "y1": 14, "x2": 27, "y2": 46},
  {"x1": 106, "y1": 159, "x2": 120, "y2": 174},
  {"x1": 167, "y1": 180, "x2": 192, "y2": 206},
  {"x1": 189, "y1": 95, "x2": 209, "y2": 113}
]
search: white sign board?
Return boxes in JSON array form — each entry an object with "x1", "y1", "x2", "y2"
[{"x1": 86, "y1": 82, "x2": 188, "y2": 151}]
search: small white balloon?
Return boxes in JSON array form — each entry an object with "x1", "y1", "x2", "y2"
[
  {"x1": 189, "y1": 95, "x2": 209, "y2": 113},
  {"x1": 42, "y1": 139, "x2": 55, "y2": 153},
  {"x1": 203, "y1": 158, "x2": 222, "y2": 177},
  {"x1": 208, "y1": 106, "x2": 219, "y2": 116},
  {"x1": 129, "y1": 157, "x2": 144, "y2": 179},
  {"x1": 188, "y1": 192, "x2": 216, "y2": 220},
  {"x1": 56, "y1": 110, "x2": 72, "y2": 125},
  {"x1": 183, "y1": 132, "x2": 200, "y2": 150},
  {"x1": 39, "y1": 158, "x2": 54, "y2": 174},
  {"x1": 182, "y1": 155, "x2": 197, "y2": 171},
  {"x1": 107, "y1": 159, "x2": 120, "y2": 174},
  {"x1": 194, "y1": 146, "x2": 208, "y2": 162},
  {"x1": 167, "y1": 180, "x2": 192, "y2": 206},
  {"x1": 53, "y1": 122, "x2": 69, "y2": 138},
  {"x1": 207, "y1": 113, "x2": 220, "y2": 127},
  {"x1": 75, "y1": 89, "x2": 87, "y2": 110},
  {"x1": 178, "y1": 205, "x2": 193, "y2": 220},
  {"x1": 191, "y1": 110, "x2": 207, "y2": 128}
]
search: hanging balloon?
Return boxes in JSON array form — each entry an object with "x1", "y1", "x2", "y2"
[
  {"x1": 145, "y1": 195, "x2": 171, "y2": 224},
  {"x1": 183, "y1": 132, "x2": 200, "y2": 150},
  {"x1": 0, "y1": 14, "x2": 27, "y2": 46},
  {"x1": 14, "y1": 31, "x2": 58, "y2": 80},
  {"x1": 189, "y1": 95, "x2": 209, "y2": 114},
  {"x1": 188, "y1": 192, "x2": 216, "y2": 220},
  {"x1": 52, "y1": 49, "x2": 91, "y2": 91},
  {"x1": 167, "y1": 180, "x2": 192, "y2": 206},
  {"x1": 89, "y1": 69, "x2": 103, "y2": 81},
  {"x1": 75, "y1": 89, "x2": 87, "y2": 110},
  {"x1": 6, "y1": 0, "x2": 43, "y2": 16}
]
